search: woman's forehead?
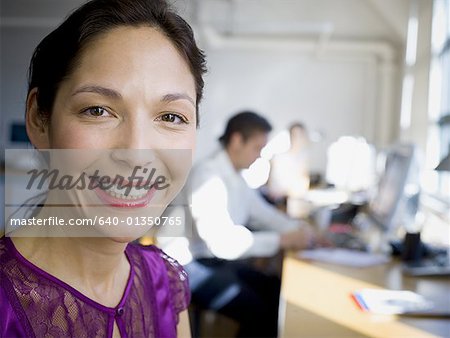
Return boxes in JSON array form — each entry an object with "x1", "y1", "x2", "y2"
[
  {"x1": 77, "y1": 26, "x2": 187, "y2": 73},
  {"x1": 61, "y1": 26, "x2": 196, "y2": 99}
]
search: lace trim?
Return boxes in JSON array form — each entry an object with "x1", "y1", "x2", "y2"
[
  {"x1": 1, "y1": 246, "x2": 36, "y2": 338},
  {"x1": 0, "y1": 239, "x2": 158, "y2": 338},
  {"x1": 159, "y1": 249, "x2": 191, "y2": 323}
]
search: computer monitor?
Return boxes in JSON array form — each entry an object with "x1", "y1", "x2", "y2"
[
  {"x1": 367, "y1": 143, "x2": 420, "y2": 233},
  {"x1": 9, "y1": 122, "x2": 31, "y2": 144}
]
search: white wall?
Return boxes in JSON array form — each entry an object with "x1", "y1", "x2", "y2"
[
  {"x1": 198, "y1": 46, "x2": 381, "y2": 172},
  {"x1": 195, "y1": 28, "x2": 402, "y2": 172},
  {"x1": 1, "y1": 0, "x2": 410, "y2": 175}
]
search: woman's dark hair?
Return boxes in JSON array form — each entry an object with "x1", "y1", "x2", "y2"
[
  {"x1": 28, "y1": 0, "x2": 206, "y2": 125},
  {"x1": 219, "y1": 111, "x2": 272, "y2": 147}
]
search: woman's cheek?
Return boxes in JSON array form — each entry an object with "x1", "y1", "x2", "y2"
[{"x1": 49, "y1": 125, "x2": 107, "y2": 149}]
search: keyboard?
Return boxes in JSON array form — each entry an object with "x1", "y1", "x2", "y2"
[
  {"x1": 402, "y1": 257, "x2": 450, "y2": 277},
  {"x1": 327, "y1": 231, "x2": 368, "y2": 251}
]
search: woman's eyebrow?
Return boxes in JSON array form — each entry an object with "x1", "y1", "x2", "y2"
[
  {"x1": 71, "y1": 85, "x2": 122, "y2": 99},
  {"x1": 71, "y1": 86, "x2": 195, "y2": 107},
  {"x1": 161, "y1": 93, "x2": 195, "y2": 107}
]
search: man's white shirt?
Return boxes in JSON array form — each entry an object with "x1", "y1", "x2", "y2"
[{"x1": 188, "y1": 149, "x2": 299, "y2": 260}]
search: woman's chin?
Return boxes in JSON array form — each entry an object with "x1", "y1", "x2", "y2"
[
  {"x1": 109, "y1": 236, "x2": 142, "y2": 244},
  {"x1": 102, "y1": 226, "x2": 152, "y2": 243}
]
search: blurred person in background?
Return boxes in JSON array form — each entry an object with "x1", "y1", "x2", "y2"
[
  {"x1": 184, "y1": 111, "x2": 317, "y2": 337},
  {"x1": 267, "y1": 122, "x2": 311, "y2": 205}
]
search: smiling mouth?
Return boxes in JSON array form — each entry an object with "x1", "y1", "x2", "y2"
[{"x1": 92, "y1": 179, "x2": 157, "y2": 208}]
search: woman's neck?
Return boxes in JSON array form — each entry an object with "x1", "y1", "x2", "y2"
[{"x1": 12, "y1": 235, "x2": 131, "y2": 307}]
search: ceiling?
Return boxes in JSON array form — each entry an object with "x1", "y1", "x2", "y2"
[{"x1": 0, "y1": 0, "x2": 411, "y2": 46}]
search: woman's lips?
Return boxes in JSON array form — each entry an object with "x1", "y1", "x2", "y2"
[{"x1": 93, "y1": 184, "x2": 156, "y2": 208}]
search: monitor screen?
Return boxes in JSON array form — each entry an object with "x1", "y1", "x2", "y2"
[
  {"x1": 10, "y1": 122, "x2": 30, "y2": 144},
  {"x1": 368, "y1": 144, "x2": 419, "y2": 232}
]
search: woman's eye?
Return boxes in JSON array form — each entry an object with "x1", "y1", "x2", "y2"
[
  {"x1": 81, "y1": 106, "x2": 112, "y2": 118},
  {"x1": 157, "y1": 113, "x2": 188, "y2": 125}
]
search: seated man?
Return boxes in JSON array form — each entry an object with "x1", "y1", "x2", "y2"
[{"x1": 185, "y1": 111, "x2": 316, "y2": 337}]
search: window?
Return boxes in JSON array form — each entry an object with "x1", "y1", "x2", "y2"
[{"x1": 424, "y1": 0, "x2": 450, "y2": 202}]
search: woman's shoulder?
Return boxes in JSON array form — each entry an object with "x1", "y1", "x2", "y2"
[
  {"x1": 127, "y1": 242, "x2": 167, "y2": 267},
  {"x1": 0, "y1": 237, "x2": 30, "y2": 337},
  {"x1": 128, "y1": 243, "x2": 188, "y2": 283},
  {"x1": 128, "y1": 243, "x2": 190, "y2": 319},
  {"x1": 0, "y1": 237, "x2": 13, "y2": 263},
  {"x1": 0, "y1": 237, "x2": 6, "y2": 254},
  {"x1": 0, "y1": 236, "x2": 8, "y2": 249}
]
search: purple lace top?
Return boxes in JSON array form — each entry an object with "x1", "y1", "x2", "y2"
[{"x1": 0, "y1": 237, "x2": 190, "y2": 338}]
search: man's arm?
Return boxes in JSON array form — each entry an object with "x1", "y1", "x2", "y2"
[
  {"x1": 191, "y1": 173, "x2": 281, "y2": 259},
  {"x1": 247, "y1": 187, "x2": 299, "y2": 233}
]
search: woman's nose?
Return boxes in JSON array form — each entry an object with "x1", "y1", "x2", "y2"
[
  {"x1": 110, "y1": 117, "x2": 157, "y2": 167},
  {"x1": 110, "y1": 149, "x2": 155, "y2": 168}
]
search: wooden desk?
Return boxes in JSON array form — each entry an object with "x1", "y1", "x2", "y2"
[{"x1": 279, "y1": 254, "x2": 450, "y2": 338}]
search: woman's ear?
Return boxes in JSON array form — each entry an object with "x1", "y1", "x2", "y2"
[{"x1": 25, "y1": 88, "x2": 50, "y2": 149}]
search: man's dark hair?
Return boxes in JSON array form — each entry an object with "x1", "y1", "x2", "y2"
[
  {"x1": 27, "y1": 0, "x2": 206, "y2": 126},
  {"x1": 219, "y1": 111, "x2": 272, "y2": 147}
]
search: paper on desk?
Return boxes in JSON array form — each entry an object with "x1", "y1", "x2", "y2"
[
  {"x1": 298, "y1": 248, "x2": 390, "y2": 267},
  {"x1": 352, "y1": 289, "x2": 434, "y2": 314}
]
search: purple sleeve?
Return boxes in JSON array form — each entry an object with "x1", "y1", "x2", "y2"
[
  {"x1": 0, "y1": 282, "x2": 29, "y2": 338},
  {"x1": 158, "y1": 250, "x2": 191, "y2": 321}
]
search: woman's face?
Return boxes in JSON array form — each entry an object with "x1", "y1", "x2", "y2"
[
  {"x1": 28, "y1": 26, "x2": 197, "y2": 239},
  {"x1": 48, "y1": 26, "x2": 196, "y2": 150}
]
